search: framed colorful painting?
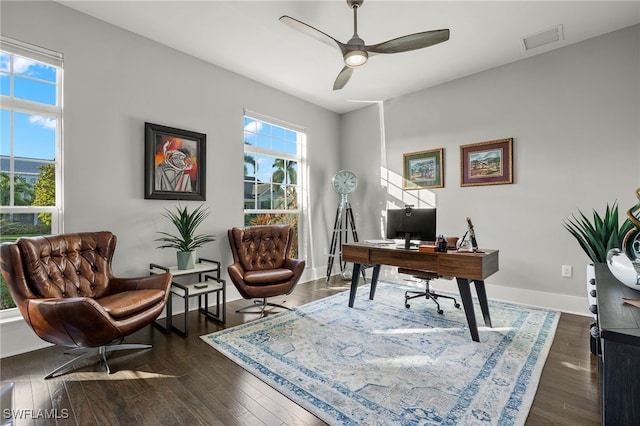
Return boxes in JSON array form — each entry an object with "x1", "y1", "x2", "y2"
[
  {"x1": 460, "y1": 138, "x2": 513, "y2": 187},
  {"x1": 403, "y1": 148, "x2": 444, "y2": 189},
  {"x1": 144, "y1": 122, "x2": 206, "y2": 200}
]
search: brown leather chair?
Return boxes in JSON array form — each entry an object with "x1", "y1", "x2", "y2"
[
  {"x1": 227, "y1": 225, "x2": 305, "y2": 314},
  {"x1": 0, "y1": 231, "x2": 171, "y2": 379}
]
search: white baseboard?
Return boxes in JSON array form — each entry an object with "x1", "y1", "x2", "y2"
[{"x1": 1, "y1": 317, "x2": 52, "y2": 358}]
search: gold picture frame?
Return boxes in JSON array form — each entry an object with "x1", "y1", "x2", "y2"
[
  {"x1": 460, "y1": 138, "x2": 513, "y2": 187},
  {"x1": 403, "y1": 148, "x2": 444, "y2": 189}
]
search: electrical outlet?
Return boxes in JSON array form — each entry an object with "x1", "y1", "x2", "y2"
[{"x1": 562, "y1": 265, "x2": 573, "y2": 278}]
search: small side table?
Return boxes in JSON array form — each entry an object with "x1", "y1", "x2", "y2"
[{"x1": 150, "y1": 258, "x2": 226, "y2": 336}]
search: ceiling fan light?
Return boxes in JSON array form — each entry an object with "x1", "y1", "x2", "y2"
[{"x1": 344, "y1": 50, "x2": 368, "y2": 67}]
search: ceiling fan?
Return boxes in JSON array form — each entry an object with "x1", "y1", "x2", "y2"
[{"x1": 280, "y1": 0, "x2": 450, "y2": 90}]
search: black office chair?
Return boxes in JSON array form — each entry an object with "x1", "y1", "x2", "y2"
[{"x1": 398, "y1": 268, "x2": 460, "y2": 314}]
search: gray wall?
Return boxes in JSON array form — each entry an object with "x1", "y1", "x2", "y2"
[
  {"x1": 1, "y1": 0, "x2": 340, "y2": 279},
  {"x1": 0, "y1": 0, "x2": 341, "y2": 357},
  {"x1": 341, "y1": 24, "x2": 640, "y2": 310}
]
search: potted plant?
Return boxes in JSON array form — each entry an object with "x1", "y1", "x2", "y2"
[
  {"x1": 156, "y1": 204, "x2": 216, "y2": 270},
  {"x1": 564, "y1": 201, "x2": 634, "y2": 264}
]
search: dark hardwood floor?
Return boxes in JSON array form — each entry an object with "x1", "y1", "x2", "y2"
[{"x1": 1, "y1": 277, "x2": 600, "y2": 425}]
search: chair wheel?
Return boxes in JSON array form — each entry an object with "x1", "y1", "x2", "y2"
[
  {"x1": 405, "y1": 303, "x2": 411, "y2": 308},
  {"x1": 437, "y1": 309, "x2": 444, "y2": 315},
  {"x1": 455, "y1": 303, "x2": 461, "y2": 308}
]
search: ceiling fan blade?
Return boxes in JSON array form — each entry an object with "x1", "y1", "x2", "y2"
[
  {"x1": 280, "y1": 15, "x2": 346, "y2": 52},
  {"x1": 366, "y1": 29, "x2": 450, "y2": 55},
  {"x1": 333, "y1": 66, "x2": 354, "y2": 90}
]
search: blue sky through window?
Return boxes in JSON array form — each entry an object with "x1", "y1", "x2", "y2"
[{"x1": 0, "y1": 51, "x2": 57, "y2": 160}]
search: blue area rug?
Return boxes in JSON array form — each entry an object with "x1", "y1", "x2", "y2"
[{"x1": 201, "y1": 282, "x2": 559, "y2": 425}]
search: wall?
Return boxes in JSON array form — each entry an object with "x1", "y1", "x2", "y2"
[
  {"x1": 341, "y1": 24, "x2": 640, "y2": 312},
  {"x1": 0, "y1": 0, "x2": 341, "y2": 357}
]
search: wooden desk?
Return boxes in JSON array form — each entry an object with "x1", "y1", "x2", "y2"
[{"x1": 342, "y1": 242, "x2": 499, "y2": 342}]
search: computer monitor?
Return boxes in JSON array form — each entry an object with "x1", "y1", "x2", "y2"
[{"x1": 386, "y1": 207, "x2": 437, "y2": 249}]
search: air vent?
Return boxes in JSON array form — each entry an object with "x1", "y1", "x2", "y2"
[{"x1": 522, "y1": 25, "x2": 564, "y2": 51}]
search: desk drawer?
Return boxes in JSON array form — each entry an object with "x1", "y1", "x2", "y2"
[
  {"x1": 438, "y1": 251, "x2": 498, "y2": 280},
  {"x1": 342, "y1": 244, "x2": 370, "y2": 264},
  {"x1": 370, "y1": 249, "x2": 438, "y2": 270}
]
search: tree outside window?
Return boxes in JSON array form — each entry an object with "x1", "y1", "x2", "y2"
[{"x1": 243, "y1": 115, "x2": 303, "y2": 257}]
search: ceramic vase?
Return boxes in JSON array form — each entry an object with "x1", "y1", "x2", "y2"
[{"x1": 177, "y1": 251, "x2": 196, "y2": 270}]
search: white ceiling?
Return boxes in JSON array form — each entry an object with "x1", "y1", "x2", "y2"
[{"x1": 56, "y1": 1, "x2": 640, "y2": 114}]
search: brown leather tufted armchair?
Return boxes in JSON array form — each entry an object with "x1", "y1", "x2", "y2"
[
  {"x1": 0, "y1": 231, "x2": 171, "y2": 379},
  {"x1": 227, "y1": 225, "x2": 305, "y2": 314}
]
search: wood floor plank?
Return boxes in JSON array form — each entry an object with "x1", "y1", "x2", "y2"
[{"x1": 0, "y1": 277, "x2": 600, "y2": 425}]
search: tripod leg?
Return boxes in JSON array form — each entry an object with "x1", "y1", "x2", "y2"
[{"x1": 326, "y1": 204, "x2": 343, "y2": 281}]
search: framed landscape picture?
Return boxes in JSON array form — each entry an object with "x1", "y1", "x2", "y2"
[
  {"x1": 403, "y1": 148, "x2": 444, "y2": 189},
  {"x1": 460, "y1": 138, "x2": 513, "y2": 187},
  {"x1": 144, "y1": 122, "x2": 206, "y2": 200}
]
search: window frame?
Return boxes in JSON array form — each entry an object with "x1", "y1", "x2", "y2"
[
  {"x1": 243, "y1": 110, "x2": 306, "y2": 257},
  {"x1": 0, "y1": 36, "x2": 63, "y2": 316},
  {"x1": 243, "y1": 110, "x2": 304, "y2": 216}
]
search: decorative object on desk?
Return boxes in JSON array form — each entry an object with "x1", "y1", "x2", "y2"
[
  {"x1": 607, "y1": 187, "x2": 640, "y2": 289},
  {"x1": 564, "y1": 201, "x2": 634, "y2": 263},
  {"x1": 202, "y1": 282, "x2": 559, "y2": 426},
  {"x1": 403, "y1": 148, "x2": 444, "y2": 189},
  {"x1": 457, "y1": 217, "x2": 478, "y2": 252},
  {"x1": 460, "y1": 138, "x2": 513, "y2": 187},
  {"x1": 144, "y1": 122, "x2": 206, "y2": 201},
  {"x1": 156, "y1": 204, "x2": 216, "y2": 270},
  {"x1": 447, "y1": 236, "x2": 459, "y2": 249},
  {"x1": 607, "y1": 248, "x2": 640, "y2": 289},
  {"x1": 623, "y1": 187, "x2": 640, "y2": 262}
]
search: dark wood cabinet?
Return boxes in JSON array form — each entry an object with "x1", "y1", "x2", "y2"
[{"x1": 594, "y1": 263, "x2": 640, "y2": 425}]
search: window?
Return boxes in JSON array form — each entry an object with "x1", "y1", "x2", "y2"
[
  {"x1": 243, "y1": 111, "x2": 304, "y2": 256},
  {"x1": 0, "y1": 37, "x2": 63, "y2": 311}
]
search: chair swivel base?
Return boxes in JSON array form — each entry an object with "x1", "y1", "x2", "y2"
[
  {"x1": 404, "y1": 290, "x2": 461, "y2": 314},
  {"x1": 235, "y1": 298, "x2": 291, "y2": 315},
  {"x1": 45, "y1": 342, "x2": 152, "y2": 379}
]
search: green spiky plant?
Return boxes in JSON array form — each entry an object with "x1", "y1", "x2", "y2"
[
  {"x1": 156, "y1": 204, "x2": 215, "y2": 252},
  {"x1": 564, "y1": 202, "x2": 634, "y2": 263}
]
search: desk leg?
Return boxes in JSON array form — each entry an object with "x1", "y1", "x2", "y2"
[
  {"x1": 456, "y1": 277, "x2": 480, "y2": 342},
  {"x1": 474, "y1": 280, "x2": 492, "y2": 327},
  {"x1": 369, "y1": 265, "x2": 381, "y2": 300},
  {"x1": 348, "y1": 263, "x2": 362, "y2": 307}
]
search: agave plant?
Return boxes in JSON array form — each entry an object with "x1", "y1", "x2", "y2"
[
  {"x1": 156, "y1": 204, "x2": 215, "y2": 252},
  {"x1": 564, "y1": 202, "x2": 634, "y2": 263}
]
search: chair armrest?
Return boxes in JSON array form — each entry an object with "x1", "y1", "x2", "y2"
[
  {"x1": 284, "y1": 258, "x2": 305, "y2": 274},
  {"x1": 110, "y1": 272, "x2": 172, "y2": 294},
  {"x1": 25, "y1": 297, "x2": 120, "y2": 347},
  {"x1": 227, "y1": 262, "x2": 245, "y2": 281}
]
